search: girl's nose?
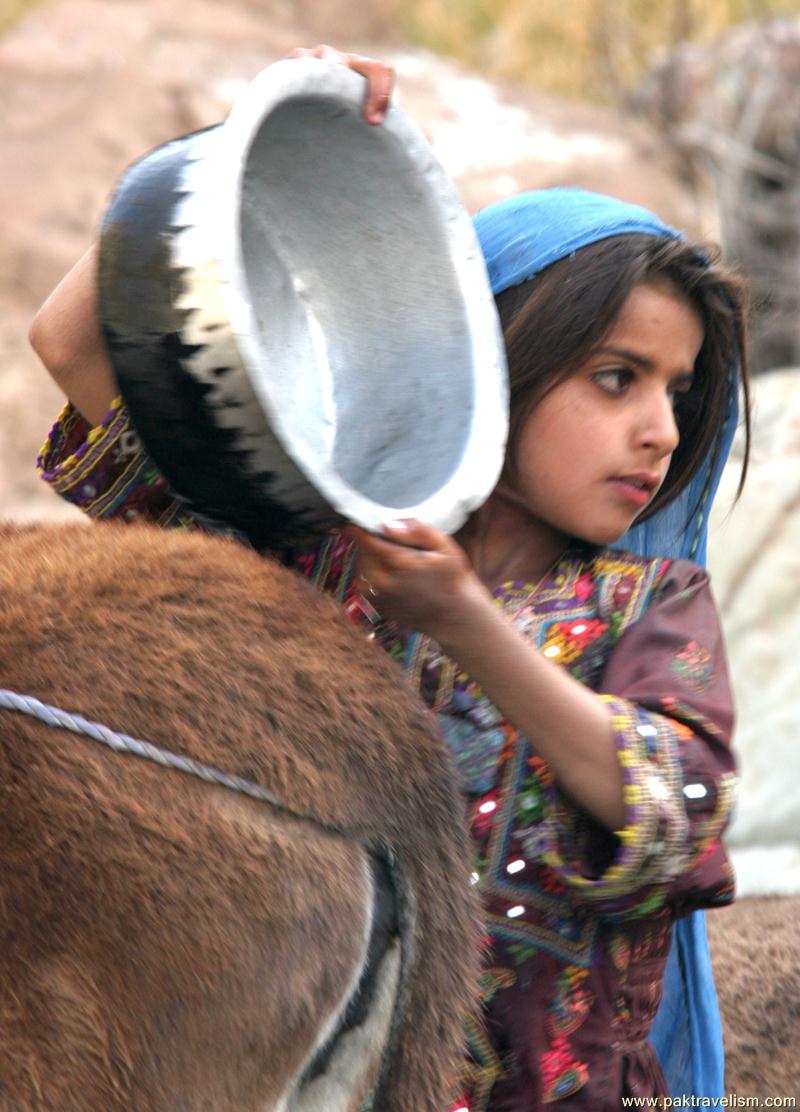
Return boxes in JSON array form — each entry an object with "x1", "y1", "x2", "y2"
[{"x1": 638, "y1": 390, "x2": 680, "y2": 456}]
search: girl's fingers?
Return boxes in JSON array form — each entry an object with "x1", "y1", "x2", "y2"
[
  {"x1": 283, "y1": 45, "x2": 395, "y2": 125},
  {"x1": 349, "y1": 527, "x2": 427, "y2": 567},
  {"x1": 344, "y1": 53, "x2": 395, "y2": 124},
  {"x1": 380, "y1": 518, "x2": 451, "y2": 553},
  {"x1": 347, "y1": 524, "x2": 438, "y2": 587},
  {"x1": 348, "y1": 520, "x2": 476, "y2": 634},
  {"x1": 344, "y1": 530, "x2": 398, "y2": 589}
]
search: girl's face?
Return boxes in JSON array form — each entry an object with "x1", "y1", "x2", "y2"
[{"x1": 509, "y1": 280, "x2": 704, "y2": 547}]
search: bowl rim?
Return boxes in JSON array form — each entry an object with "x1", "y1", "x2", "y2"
[{"x1": 206, "y1": 57, "x2": 509, "y2": 534}]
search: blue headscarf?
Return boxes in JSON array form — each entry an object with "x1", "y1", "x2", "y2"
[{"x1": 474, "y1": 187, "x2": 736, "y2": 1099}]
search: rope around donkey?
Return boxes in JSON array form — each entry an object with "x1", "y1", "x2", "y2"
[{"x1": 0, "y1": 687, "x2": 351, "y2": 839}]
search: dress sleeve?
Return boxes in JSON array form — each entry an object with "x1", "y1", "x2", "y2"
[
  {"x1": 38, "y1": 398, "x2": 198, "y2": 528},
  {"x1": 38, "y1": 399, "x2": 379, "y2": 619},
  {"x1": 542, "y1": 560, "x2": 738, "y2": 920}
]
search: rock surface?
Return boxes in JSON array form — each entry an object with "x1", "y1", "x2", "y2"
[
  {"x1": 709, "y1": 368, "x2": 800, "y2": 897},
  {"x1": 633, "y1": 17, "x2": 800, "y2": 373}
]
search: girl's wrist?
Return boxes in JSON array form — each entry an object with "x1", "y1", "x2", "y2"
[{"x1": 429, "y1": 575, "x2": 502, "y2": 656}]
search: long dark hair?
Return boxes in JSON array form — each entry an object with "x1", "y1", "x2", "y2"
[{"x1": 494, "y1": 233, "x2": 751, "y2": 523}]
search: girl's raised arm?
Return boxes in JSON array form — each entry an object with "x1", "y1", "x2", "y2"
[
  {"x1": 29, "y1": 244, "x2": 116, "y2": 426},
  {"x1": 353, "y1": 518, "x2": 631, "y2": 830},
  {"x1": 350, "y1": 517, "x2": 736, "y2": 869}
]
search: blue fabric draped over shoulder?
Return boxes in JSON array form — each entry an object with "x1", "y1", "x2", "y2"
[{"x1": 473, "y1": 187, "x2": 737, "y2": 1099}]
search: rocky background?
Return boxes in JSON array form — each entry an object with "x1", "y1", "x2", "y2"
[
  {"x1": 0, "y1": 0, "x2": 712, "y2": 522},
  {"x1": 2, "y1": 1, "x2": 799, "y2": 1092}
]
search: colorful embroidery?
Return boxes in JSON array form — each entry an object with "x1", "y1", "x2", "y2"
[
  {"x1": 455, "y1": 968, "x2": 515, "y2": 1111},
  {"x1": 434, "y1": 689, "x2": 511, "y2": 794},
  {"x1": 671, "y1": 640, "x2": 715, "y2": 693},
  {"x1": 541, "y1": 616, "x2": 608, "y2": 666},
  {"x1": 594, "y1": 553, "x2": 669, "y2": 628},
  {"x1": 540, "y1": 1034, "x2": 590, "y2": 1102},
  {"x1": 479, "y1": 741, "x2": 599, "y2": 968},
  {"x1": 609, "y1": 932, "x2": 632, "y2": 973},
  {"x1": 542, "y1": 696, "x2": 694, "y2": 909},
  {"x1": 547, "y1": 965, "x2": 594, "y2": 1037},
  {"x1": 38, "y1": 400, "x2": 198, "y2": 529}
]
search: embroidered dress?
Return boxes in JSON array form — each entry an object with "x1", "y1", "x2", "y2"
[{"x1": 39, "y1": 401, "x2": 738, "y2": 1111}]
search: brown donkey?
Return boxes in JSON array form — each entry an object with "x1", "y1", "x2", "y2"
[{"x1": 0, "y1": 522, "x2": 481, "y2": 1111}]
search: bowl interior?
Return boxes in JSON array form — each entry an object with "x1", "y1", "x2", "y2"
[{"x1": 237, "y1": 95, "x2": 477, "y2": 511}]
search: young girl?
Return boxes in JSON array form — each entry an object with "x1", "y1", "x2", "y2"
[{"x1": 31, "y1": 51, "x2": 749, "y2": 1112}]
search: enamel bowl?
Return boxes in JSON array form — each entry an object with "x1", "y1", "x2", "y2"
[{"x1": 98, "y1": 59, "x2": 508, "y2": 546}]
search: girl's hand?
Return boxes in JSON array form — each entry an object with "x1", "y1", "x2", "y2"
[
  {"x1": 284, "y1": 45, "x2": 395, "y2": 125},
  {"x1": 347, "y1": 519, "x2": 491, "y2": 642}
]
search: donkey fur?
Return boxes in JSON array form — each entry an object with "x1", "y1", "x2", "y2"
[
  {"x1": 0, "y1": 522, "x2": 481, "y2": 1111},
  {"x1": 707, "y1": 896, "x2": 800, "y2": 1097}
]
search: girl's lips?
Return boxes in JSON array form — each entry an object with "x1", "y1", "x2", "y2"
[{"x1": 608, "y1": 477, "x2": 654, "y2": 508}]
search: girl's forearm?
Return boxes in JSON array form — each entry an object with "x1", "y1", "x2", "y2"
[{"x1": 436, "y1": 588, "x2": 627, "y2": 831}]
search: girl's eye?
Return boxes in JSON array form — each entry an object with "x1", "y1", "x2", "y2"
[
  {"x1": 668, "y1": 378, "x2": 695, "y2": 409},
  {"x1": 592, "y1": 369, "x2": 633, "y2": 395}
]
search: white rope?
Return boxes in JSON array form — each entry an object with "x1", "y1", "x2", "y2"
[{"x1": 0, "y1": 687, "x2": 307, "y2": 817}]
